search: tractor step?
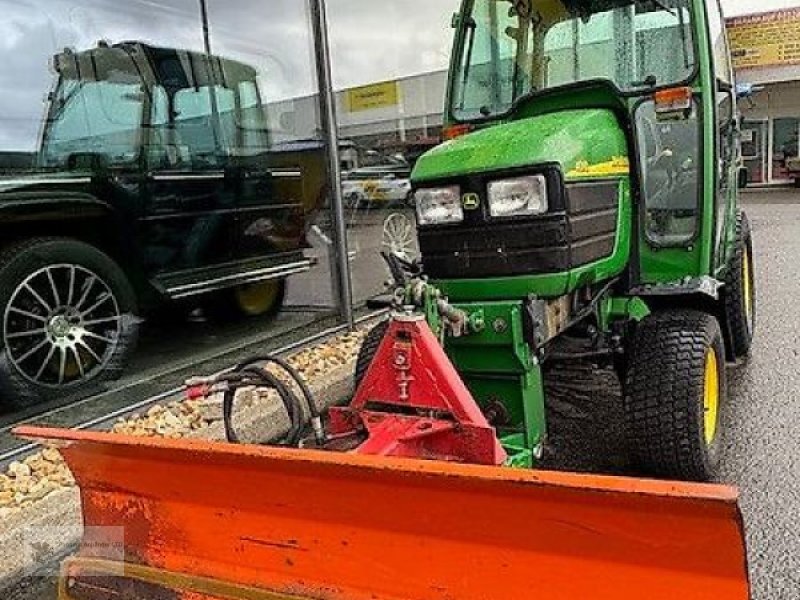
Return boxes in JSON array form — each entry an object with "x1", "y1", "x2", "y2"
[{"x1": 17, "y1": 426, "x2": 749, "y2": 600}]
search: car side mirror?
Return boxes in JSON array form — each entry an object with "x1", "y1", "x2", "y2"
[{"x1": 738, "y1": 166, "x2": 749, "y2": 189}]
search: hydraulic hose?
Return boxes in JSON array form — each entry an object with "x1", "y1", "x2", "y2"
[
  {"x1": 221, "y1": 365, "x2": 304, "y2": 446},
  {"x1": 197, "y1": 353, "x2": 324, "y2": 447},
  {"x1": 233, "y1": 355, "x2": 325, "y2": 444}
]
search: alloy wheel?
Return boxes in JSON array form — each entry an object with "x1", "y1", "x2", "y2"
[
  {"x1": 381, "y1": 213, "x2": 416, "y2": 260},
  {"x1": 3, "y1": 264, "x2": 122, "y2": 387}
]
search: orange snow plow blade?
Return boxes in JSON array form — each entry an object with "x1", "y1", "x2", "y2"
[{"x1": 17, "y1": 426, "x2": 750, "y2": 600}]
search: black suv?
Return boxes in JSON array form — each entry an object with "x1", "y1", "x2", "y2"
[{"x1": 0, "y1": 42, "x2": 325, "y2": 403}]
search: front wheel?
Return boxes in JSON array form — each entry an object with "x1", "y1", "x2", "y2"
[
  {"x1": 623, "y1": 310, "x2": 726, "y2": 482},
  {"x1": 0, "y1": 238, "x2": 139, "y2": 406}
]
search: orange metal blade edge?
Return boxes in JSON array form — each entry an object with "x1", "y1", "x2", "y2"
[{"x1": 16, "y1": 425, "x2": 750, "y2": 600}]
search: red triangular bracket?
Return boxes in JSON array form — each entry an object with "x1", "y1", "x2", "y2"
[{"x1": 329, "y1": 315, "x2": 506, "y2": 465}]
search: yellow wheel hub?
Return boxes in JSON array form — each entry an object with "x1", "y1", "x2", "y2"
[
  {"x1": 743, "y1": 247, "x2": 753, "y2": 326},
  {"x1": 235, "y1": 281, "x2": 281, "y2": 317},
  {"x1": 703, "y1": 349, "x2": 720, "y2": 446}
]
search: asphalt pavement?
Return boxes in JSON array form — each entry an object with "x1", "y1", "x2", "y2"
[{"x1": 719, "y1": 190, "x2": 800, "y2": 597}]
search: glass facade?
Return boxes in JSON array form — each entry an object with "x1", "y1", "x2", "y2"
[
  {"x1": 0, "y1": 0, "x2": 342, "y2": 409},
  {"x1": 326, "y1": 0, "x2": 456, "y2": 310}
]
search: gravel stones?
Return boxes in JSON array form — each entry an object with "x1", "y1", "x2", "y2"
[{"x1": 0, "y1": 328, "x2": 367, "y2": 510}]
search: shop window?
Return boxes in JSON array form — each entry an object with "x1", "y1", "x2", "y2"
[
  {"x1": 741, "y1": 122, "x2": 766, "y2": 184},
  {"x1": 772, "y1": 118, "x2": 799, "y2": 181}
]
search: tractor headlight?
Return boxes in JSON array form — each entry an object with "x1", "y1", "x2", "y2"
[
  {"x1": 414, "y1": 186, "x2": 463, "y2": 225},
  {"x1": 488, "y1": 175, "x2": 548, "y2": 218}
]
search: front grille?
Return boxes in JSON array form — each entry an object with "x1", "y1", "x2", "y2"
[{"x1": 418, "y1": 176, "x2": 620, "y2": 279}]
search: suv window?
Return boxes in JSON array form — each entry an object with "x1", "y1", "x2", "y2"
[
  {"x1": 41, "y1": 79, "x2": 144, "y2": 168},
  {"x1": 173, "y1": 85, "x2": 235, "y2": 169},
  {"x1": 237, "y1": 80, "x2": 271, "y2": 156}
]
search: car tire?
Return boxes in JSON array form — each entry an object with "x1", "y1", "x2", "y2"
[
  {"x1": 722, "y1": 210, "x2": 755, "y2": 359},
  {"x1": 354, "y1": 320, "x2": 389, "y2": 389},
  {"x1": 623, "y1": 310, "x2": 726, "y2": 482},
  {"x1": 0, "y1": 238, "x2": 139, "y2": 407},
  {"x1": 203, "y1": 279, "x2": 286, "y2": 321}
]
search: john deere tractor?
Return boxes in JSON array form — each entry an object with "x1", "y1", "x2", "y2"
[
  {"x1": 359, "y1": 0, "x2": 755, "y2": 482},
  {"x1": 16, "y1": 0, "x2": 755, "y2": 597}
]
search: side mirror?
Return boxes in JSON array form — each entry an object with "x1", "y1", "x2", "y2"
[{"x1": 738, "y1": 166, "x2": 749, "y2": 189}]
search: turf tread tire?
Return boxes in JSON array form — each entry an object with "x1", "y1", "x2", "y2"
[
  {"x1": 354, "y1": 320, "x2": 389, "y2": 389},
  {"x1": 623, "y1": 309, "x2": 726, "y2": 482},
  {"x1": 723, "y1": 210, "x2": 755, "y2": 359}
]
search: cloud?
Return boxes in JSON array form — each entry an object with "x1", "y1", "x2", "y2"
[
  {"x1": 0, "y1": 0, "x2": 791, "y2": 152},
  {"x1": 326, "y1": 0, "x2": 458, "y2": 89}
]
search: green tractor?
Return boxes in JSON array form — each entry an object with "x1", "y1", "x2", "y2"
[{"x1": 363, "y1": 0, "x2": 754, "y2": 481}]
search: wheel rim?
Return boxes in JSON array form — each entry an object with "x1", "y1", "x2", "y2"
[
  {"x1": 703, "y1": 349, "x2": 720, "y2": 446},
  {"x1": 743, "y1": 246, "x2": 754, "y2": 329},
  {"x1": 382, "y1": 213, "x2": 415, "y2": 259},
  {"x1": 235, "y1": 281, "x2": 281, "y2": 316},
  {"x1": 3, "y1": 264, "x2": 122, "y2": 388}
]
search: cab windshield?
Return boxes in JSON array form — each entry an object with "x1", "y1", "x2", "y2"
[{"x1": 451, "y1": 0, "x2": 695, "y2": 120}]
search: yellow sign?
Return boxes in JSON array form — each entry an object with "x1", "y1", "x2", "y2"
[
  {"x1": 728, "y1": 9, "x2": 800, "y2": 69},
  {"x1": 346, "y1": 81, "x2": 399, "y2": 112}
]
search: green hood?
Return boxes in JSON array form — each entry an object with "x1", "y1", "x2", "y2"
[{"x1": 412, "y1": 108, "x2": 627, "y2": 183}]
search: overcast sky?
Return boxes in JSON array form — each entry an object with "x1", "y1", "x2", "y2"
[
  {"x1": 325, "y1": 0, "x2": 800, "y2": 90},
  {"x1": 0, "y1": 0, "x2": 796, "y2": 152}
]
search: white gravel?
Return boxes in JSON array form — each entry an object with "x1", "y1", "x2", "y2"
[{"x1": 0, "y1": 329, "x2": 366, "y2": 512}]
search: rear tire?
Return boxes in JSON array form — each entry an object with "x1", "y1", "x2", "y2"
[
  {"x1": 354, "y1": 320, "x2": 389, "y2": 389},
  {"x1": 203, "y1": 279, "x2": 286, "y2": 322},
  {"x1": 0, "y1": 238, "x2": 139, "y2": 407},
  {"x1": 723, "y1": 210, "x2": 755, "y2": 359},
  {"x1": 623, "y1": 310, "x2": 726, "y2": 482}
]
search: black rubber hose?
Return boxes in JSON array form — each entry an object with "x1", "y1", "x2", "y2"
[
  {"x1": 240, "y1": 364, "x2": 304, "y2": 445},
  {"x1": 219, "y1": 365, "x2": 305, "y2": 446},
  {"x1": 234, "y1": 355, "x2": 319, "y2": 420}
]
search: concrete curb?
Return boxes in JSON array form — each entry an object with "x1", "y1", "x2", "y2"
[{"x1": 0, "y1": 360, "x2": 356, "y2": 592}]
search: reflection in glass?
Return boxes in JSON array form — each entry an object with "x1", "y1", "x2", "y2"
[
  {"x1": 0, "y1": 0, "x2": 335, "y2": 402},
  {"x1": 636, "y1": 100, "x2": 700, "y2": 246}
]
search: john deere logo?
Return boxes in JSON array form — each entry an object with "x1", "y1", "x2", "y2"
[{"x1": 462, "y1": 193, "x2": 480, "y2": 210}]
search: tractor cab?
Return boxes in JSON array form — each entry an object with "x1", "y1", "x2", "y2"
[{"x1": 415, "y1": 0, "x2": 740, "y2": 293}]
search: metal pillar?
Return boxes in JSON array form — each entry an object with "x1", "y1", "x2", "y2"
[{"x1": 309, "y1": 0, "x2": 355, "y2": 329}]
